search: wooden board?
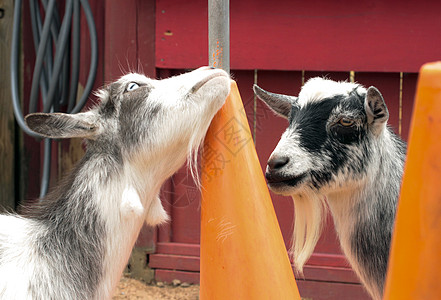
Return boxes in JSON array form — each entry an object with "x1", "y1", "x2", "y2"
[
  {"x1": 297, "y1": 280, "x2": 370, "y2": 300},
  {"x1": 156, "y1": 0, "x2": 441, "y2": 72},
  {"x1": 155, "y1": 269, "x2": 200, "y2": 284},
  {"x1": 155, "y1": 270, "x2": 371, "y2": 299},
  {"x1": 0, "y1": 0, "x2": 16, "y2": 210},
  {"x1": 150, "y1": 242, "x2": 361, "y2": 284},
  {"x1": 104, "y1": 0, "x2": 156, "y2": 82}
]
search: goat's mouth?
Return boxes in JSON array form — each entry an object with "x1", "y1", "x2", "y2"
[
  {"x1": 265, "y1": 172, "x2": 307, "y2": 191},
  {"x1": 190, "y1": 70, "x2": 229, "y2": 94}
]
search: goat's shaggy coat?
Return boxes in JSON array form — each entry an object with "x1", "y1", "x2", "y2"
[
  {"x1": 0, "y1": 67, "x2": 230, "y2": 300},
  {"x1": 254, "y1": 78, "x2": 406, "y2": 300}
]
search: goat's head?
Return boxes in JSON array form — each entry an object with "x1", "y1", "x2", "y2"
[
  {"x1": 253, "y1": 77, "x2": 390, "y2": 272},
  {"x1": 254, "y1": 77, "x2": 389, "y2": 196},
  {"x1": 25, "y1": 67, "x2": 231, "y2": 179}
]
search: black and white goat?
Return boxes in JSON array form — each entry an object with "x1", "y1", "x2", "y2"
[
  {"x1": 0, "y1": 67, "x2": 230, "y2": 299},
  {"x1": 254, "y1": 78, "x2": 406, "y2": 300}
]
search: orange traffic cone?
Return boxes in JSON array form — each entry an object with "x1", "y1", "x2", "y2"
[
  {"x1": 200, "y1": 81, "x2": 301, "y2": 299},
  {"x1": 383, "y1": 62, "x2": 441, "y2": 299}
]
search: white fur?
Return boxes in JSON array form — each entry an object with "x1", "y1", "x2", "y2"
[{"x1": 297, "y1": 77, "x2": 364, "y2": 107}]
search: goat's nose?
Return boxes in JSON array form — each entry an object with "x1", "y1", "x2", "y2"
[{"x1": 267, "y1": 156, "x2": 289, "y2": 170}]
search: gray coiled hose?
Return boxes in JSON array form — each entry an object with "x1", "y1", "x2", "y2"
[{"x1": 11, "y1": 0, "x2": 98, "y2": 197}]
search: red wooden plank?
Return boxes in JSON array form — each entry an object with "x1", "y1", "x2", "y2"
[
  {"x1": 155, "y1": 269, "x2": 200, "y2": 284},
  {"x1": 156, "y1": 0, "x2": 441, "y2": 72},
  {"x1": 81, "y1": 0, "x2": 105, "y2": 94},
  {"x1": 22, "y1": 0, "x2": 41, "y2": 201},
  {"x1": 302, "y1": 265, "x2": 361, "y2": 284},
  {"x1": 104, "y1": 0, "x2": 138, "y2": 82},
  {"x1": 297, "y1": 280, "x2": 370, "y2": 300},
  {"x1": 401, "y1": 73, "x2": 418, "y2": 141},
  {"x1": 154, "y1": 265, "x2": 362, "y2": 291},
  {"x1": 150, "y1": 248, "x2": 357, "y2": 283},
  {"x1": 154, "y1": 242, "x2": 352, "y2": 268},
  {"x1": 149, "y1": 253, "x2": 200, "y2": 272},
  {"x1": 306, "y1": 253, "x2": 350, "y2": 268},
  {"x1": 304, "y1": 71, "x2": 351, "y2": 83},
  {"x1": 154, "y1": 244, "x2": 351, "y2": 268},
  {"x1": 156, "y1": 242, "x2": 200, "y2": 257},
  {"x1": 137, "y1": 0, "x2": 156, "y2": 78},
  {"x1": 134, "y1": 224, "x2": 156, "y2": 250},
  {"x1": 156, "y1": 271, "x2": 370, "y2": 300},
  {"x1": 232, "y1": 70, "x2": 255, "y2": 142},
  {"x1": 170, "y1": 165, "x2": 201, "y2": 244},
  {"x1": 158, "y1": 177, "x2": 173, "y2": 243}
]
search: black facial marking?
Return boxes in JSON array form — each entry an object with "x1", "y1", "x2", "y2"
[
  {"x1": 330, "y1": 93, "x2": 367, "y2": 145},
  {"x1": 292, "y1": 96, "x2": 341, "y2": 153}
]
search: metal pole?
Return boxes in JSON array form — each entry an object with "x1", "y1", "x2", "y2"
[{"x1": 208, "y1": 0, "x2": 230, "y2": 73}]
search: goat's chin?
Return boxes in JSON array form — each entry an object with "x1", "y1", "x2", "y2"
[
  {"x1": 268, "y1": 184, "x2": 306, "y2": 197},
  {"x1": 267, "y1": 182, "x2": 302, "y2": 196},
  {"x1": 289, "y1": 191, "x2": 327, "y2": 276},
  {"x1": 267, "y1": 185, "x2": 293, "y2": 196}
]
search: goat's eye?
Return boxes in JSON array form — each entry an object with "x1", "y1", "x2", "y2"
[
  {"x1": 339, "y1": 118, "x2": 355, "y2": 127},
  {"x1": 126, "y1": 82, "x2": 140, "y2": 92}
]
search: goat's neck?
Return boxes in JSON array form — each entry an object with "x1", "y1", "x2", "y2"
[
  {"x1": 96, "y1": 145, "x2": 191, "y2": 298},
  {"x1": 31, "y1": 148, "x2": 174, "y2": 299},
  {"x1": 324, "y1": 136, "x2": 404, "y2": 300},
  {"x1": 94, "y1": 155, "x2": 175, "y2": 298},
  {"x1": 324, "y1": 179, "x2": 386, "y2": 299},
  {"x1": 325, "y1": 187, "x2": 360, "y2": 243},
  {"x1": 326, "y1": 132, "x2": 404, "y2": 240},
  {"x1": 325, "y1": 169, "x2": 393, "y2": 246}
]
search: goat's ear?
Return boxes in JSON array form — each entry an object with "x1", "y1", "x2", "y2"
[
  {"x1": 253, "y1": 84, "x2": 296, "y2": 119},
  {"x1": 25, "y1": 112, "x2": 99, "y2": 139},
  {"x1": 364, "y1": 86, "x2": 389, "y2": 135}
]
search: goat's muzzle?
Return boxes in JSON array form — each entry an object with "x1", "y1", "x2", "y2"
[{"x1": 265, "y1": 169, "x2": 306, "y2": 190}]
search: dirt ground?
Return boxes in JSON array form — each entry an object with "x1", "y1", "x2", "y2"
[{"x1": 113, "y1": 276, "x2": 199, "y2": 300}]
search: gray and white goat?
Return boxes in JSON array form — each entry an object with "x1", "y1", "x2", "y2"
[
  {"x1": 254, "y1": 78, "x2": 406, "y2": 300},
  {"x1": 0, "y1": 67, "x2": 230, "y2": 300}
]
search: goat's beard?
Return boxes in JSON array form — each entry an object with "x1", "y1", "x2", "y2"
[{"x1": 290, "y1": 191, "x2": 327, "y2": 275}]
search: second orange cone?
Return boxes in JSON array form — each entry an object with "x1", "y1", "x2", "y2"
[{"x1": 383, "y1": 62, "x2": 441, "y2": 300}]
